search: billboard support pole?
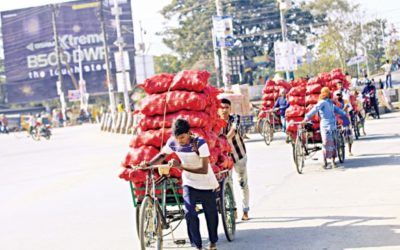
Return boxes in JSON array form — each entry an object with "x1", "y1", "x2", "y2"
[
  {"x1": 113, "y1": 0, "x2": 130, "y2": 113},
  {"x1": 51, "y1": 4, "x2": 67, "y2": 126},
  {"x1": 99, "y1": 0, "x2": 116, "y2": 114},
  {"x1": 215, "y1": 0, "x2": 231, "y2": 91}
]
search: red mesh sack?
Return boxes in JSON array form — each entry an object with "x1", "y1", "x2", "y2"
[
  {"x1": 291, "y1": 79, "x2": 307, "y2": 87},
  {"x1": 138, "y1": 73, "x2": 175, "y2": 94},
  {"x1": 306, "y1": 84, "x2": 322, "y2": 94},
  {"x1": 305, "y1": 94, "x2": 320, "y2": 105},
  {"x1": 285, "y1": 106, "x2": 305, "y2": 118},
  {"x1": 122, "y1": 146, "x2": 160, "y2": 167},
  {"x1": 130, "y1": 129, "x2": 172, "y2": 148},
  {"x1": 170, "y1": 70, "x2": 210, "y2": 92},
  {"x1": 276, "y1": 80, "x2": 291, "y2": 90},
  {"x1": 287, "y1": 86, "x2": 306, "y2": 96},
  {"x1": 140, "y1": 91, "x2": 208, "y2": 116},
  {"x1": 216, "y1": 136, "x2": 231, "y2": 153},
  {"x1": 308, "y1": 77, "x2": 321, "y2": 86},
  {"x1": 288, "y1": 95, "x2": 305, "y2": 106},
  {"x1": 139, "y1": 111, "x2": 210, "y2": 131},
  {"x1": 263, "y1": 85, "x2": 279, "y2": 94},
  {"x1": 262, "y1": 92, "x2": 279, "y2": 101}
]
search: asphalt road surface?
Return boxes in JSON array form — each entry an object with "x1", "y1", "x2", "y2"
[{"x1": 1, "y1": 111, "x2": 399, "y2": 250}]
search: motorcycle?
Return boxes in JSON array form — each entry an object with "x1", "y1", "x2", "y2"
[
  {"x1": 30, "y1": 124, "x2": 51, "y2": 140},
  {"x1": 363, "y1": 91, "x2": 378, "y2": 119}
]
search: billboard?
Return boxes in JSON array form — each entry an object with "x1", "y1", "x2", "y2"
[{"x1": 1, "y1": 0, "x2": 135, "y2": 103}]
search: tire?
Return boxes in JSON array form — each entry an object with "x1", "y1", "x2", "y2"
[
  {"x1": 354, "y1": 120, "x2": 360, "y2": 140},
  {"x1": 256, "y1": 118, "x2": 265, "y2": 135},
  {"x1": 294, "y1": 136, "x2": 304, "y2": 174},
  {"x1": 221, "y1": 180, "x2": 235, "y2": 242},
  {"x1": 136, "y1": 205, "x2": 141, "y2": 237},
  {"x1": 262, "y1": 121, "x2": 273, "y2": 146},
  {"x1": 31, "y1": 130, "x2": 40, "y2": 141},
  {"x1": 337, "y1": 132, "x2": 345, "y2": 163},
  {"x1": 139, "y1": 196, "x2": 163, "y2": 250}
]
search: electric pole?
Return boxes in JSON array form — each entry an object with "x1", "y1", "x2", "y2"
[
  {"x1": 215, "y1": 0, "x2": 231, "y2": 91},
  {"x1": 278, "y1": 0, "x2": 290, "y2": 81},
  {"x1": 113, "y1": 0, "x2": 130, "y2": 113},
  {"x1": 51, "y1": 4, "x2": 67, "y2": 125},
  {"x1": 99, "y1": 0, "x2": 116, "y2": 114},
  {"x1": 138, "y1": 21, "x2": 147, "y2": 81}
]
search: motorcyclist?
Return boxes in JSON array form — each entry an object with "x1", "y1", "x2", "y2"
[{"x1": 362, "y1": 79, "x2": 380, "y2": 119}]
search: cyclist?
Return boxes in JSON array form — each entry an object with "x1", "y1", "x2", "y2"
[
  {"x1": 334, "y1": 91, "x2": 354, "y2": 156},
  {"x1": 143, "y1": 119, "x2": 219, "y2": 250}
]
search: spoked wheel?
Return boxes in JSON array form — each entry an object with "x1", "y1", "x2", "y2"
[
  {"x1": 136, "y1": 205, "x2": 141, "y2": 237},
  {"x1": 31, "y1": 130, "x2": 40, "y2": 141},
  {"x1": 294, "y1": 136, "x2": 305, "y2": 174},
  {"x1": 256, "y1": 118, "x2": 265, "y2": 135},
  {"x1": 220, "y1": 179, "x2": 236, "y2": 242},
  {"x1": 139, "y1": 196, "x2": 163, "y2": 250},
  {"x1": 337, "y1": 132, "x2": 345, "y2": 163},
  {"x1": 262, "y1": 121, "x2": 273, "y2": 146}
]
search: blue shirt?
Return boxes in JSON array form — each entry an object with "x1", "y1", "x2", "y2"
[
  {"x1": 274, "y1": 97, "x2": 290, "y2": 117},
  {"x1": 305, "y1": 99, "x2": 346, "y2": 131}
]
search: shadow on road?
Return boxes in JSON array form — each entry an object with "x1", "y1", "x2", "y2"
[
  {"x1": 358, "y1": 133, "x2": 400, "y2": 142},
  {"x1": 216, "y1": 216, "x2": 400, "y2": 250},
  {"x1": 341, "y1": 154, "x2": 400, "y2": 169}
]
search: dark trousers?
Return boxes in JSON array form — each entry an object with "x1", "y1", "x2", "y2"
[
  {"x1": 371, "y1": 98, "x2": 380, "y2": 118},
  {"x1": 183, "y1": 185, "x2": 218, "y2": 248},
  {"x1": 386, "y1": 74, "x2": 392, "y2": 88}
]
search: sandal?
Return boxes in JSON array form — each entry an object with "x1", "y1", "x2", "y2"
[{"x1": 209, "y1": 243, "x2": 218, "y2": 250}]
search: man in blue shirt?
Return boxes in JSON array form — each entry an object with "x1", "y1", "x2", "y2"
[{"x1": 273, "y1": 89, "x2": 290, "y2": 132}]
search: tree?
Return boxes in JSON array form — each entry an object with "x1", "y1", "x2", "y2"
[
  {"x1": 154, "y1": 54, "x2": 182, "y2": 74},
  {"x1": 160, "y1": 0, "x2": 325, "y2": 71}
]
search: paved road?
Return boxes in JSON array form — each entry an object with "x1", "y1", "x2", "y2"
[{"x1": 1, "y1": 111, "x2": 400, "y2": 250}]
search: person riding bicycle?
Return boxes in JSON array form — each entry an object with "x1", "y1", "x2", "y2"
[
  {"x1": 143, "y1": 119, "x2": 219, "y2": 250},
  {"x1": 273, "y1": 89, "x2": 290, "y2": 132},
  {"x1": 351, "y1": 88, "x2": 366, "y2": 136},
  {"x1": 362, "y1": 79, "x2": 380, "y2": 119},
  {"x1": 303, "y1": 87, "x2": 346, "y2": 168},
  {"x1": 219, "y1": 98, "x2": 250, "y2": 221},
  {"x1": 334, "y1": 91, "x2": 354, "y2": 156}
]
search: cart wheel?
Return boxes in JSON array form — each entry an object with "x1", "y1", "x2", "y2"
[
  {"x1": 294, "y1": 137, "x2": 304, "y2": 174},
  {"x1": 221, "y1": 180, "x2": 235, "y2": 242},
  {"x1": 139, "y1": 196, "x2": 163, "y2": 250},
  {"x1": 136, "y1": 205, "x2": 141, "y2": 237},
  {"x1": 337, "y1": 132, "x2": 345, "y2": 163},
  {"x1": 262, "y1": 121, "x2": 273, "y2": 146}
]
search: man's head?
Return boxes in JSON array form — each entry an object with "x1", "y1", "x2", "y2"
[
  {"x1": 279, "y1": 88, "x2": 287, "y2": 97},
  {"x1": 334, "y1": 91, "x2": 343, "y2": 101},
  {"x1": 219, "y1": 98, "x2": 231, "y2": 119},
  {"x1": 387, "y1": 59, "x2": 390, "y2": 63},
  {"x1": 172, "y1": 118, "x2": 191, "y2": 146},
  {"x1": 336, "y1": 81, "x2": 343, "y2": 90}
]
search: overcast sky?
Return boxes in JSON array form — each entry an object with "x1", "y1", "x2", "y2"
[{"x1": 1, "y1": 0, "x2": 400, "y2": 56}]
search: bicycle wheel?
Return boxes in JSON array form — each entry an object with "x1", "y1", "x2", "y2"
[
  {"x1": 337, "y1": 132, "x2": 345, "y2": 163},
  {"x1": 31, "y1": 130, "x2": 40, "y2": 141},
  {"x1": 294, "y1": 136, "x2": 305, "y2": 174},
  {"x1": 262, "y1": 121, "x2": 273, "y2": 146},
  {"x1": 136, "y1": 205, "x2": 141, "y2": 237},
  {"x1": 139, "y1": 196, "x2": 163, "y2": 250},
  {"x1": 220, "y1": 179, "x2": 235, "y2": 242}
]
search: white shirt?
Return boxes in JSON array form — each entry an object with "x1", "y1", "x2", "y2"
[
  {"x1": 382, "y1": 63, "x2": 392, "y2": 75},
  {"x1": 162, "y1": 137, "x2": 219, "y2": 190}
]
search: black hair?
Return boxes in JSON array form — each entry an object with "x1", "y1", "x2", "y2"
[
  {"x1": 172, "y1": 118, "x2": 190, "y2": 136},
  {"x1": 220, "y1": 98, "x2": 231, "y2": 106}
]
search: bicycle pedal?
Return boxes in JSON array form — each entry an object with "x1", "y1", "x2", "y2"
[{"x1": 174, "y1": 239, "x2": 186, "y2": 245}]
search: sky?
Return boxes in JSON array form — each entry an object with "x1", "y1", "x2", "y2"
[{"x1": 1, "y1": 0, "x2": 400, "y2": 56}]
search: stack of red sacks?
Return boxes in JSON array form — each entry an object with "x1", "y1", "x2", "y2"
[
  {"x1": 285, "y1": 79, "x2": 307, "y2": 138},
  {"x1": 259, "y1": 79, "x2": 291, "y2": 121},
  {"x1": 118, "y1": 70, "x2": 234, "y2": 197}
]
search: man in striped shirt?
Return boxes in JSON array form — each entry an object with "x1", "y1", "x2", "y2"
[{"x1": 219, "y1": 98, "x2": 250, "y2": 221}]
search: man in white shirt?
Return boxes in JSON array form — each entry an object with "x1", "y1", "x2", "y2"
[
  {"x1": 145, "y1": 119, "x2": 219, "y2": 250},
  {"x1": 381, "y1": 60, "x2": 392, "y2": 88}
]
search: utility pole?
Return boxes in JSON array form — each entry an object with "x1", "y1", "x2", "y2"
[
  {"x1": 113, "y1": 0, "x2": 130, "y2": 113},
  {"x1": 77, "y1": 45, "x2": 87, "y2": 111},
  {"x1": 138, "y1": 21, "x2": 147, "y2": 80},
  {"x1": 215, "y1": 0, "x2": 231, "y2": 91},
  {"x1": 51, "y1": 4, "x2": 67, "y2": 125},
  {"x1": 360, "y1": 22, "x2": 370, "y2": 77},
  {"x1": 99, "y1": 0, "x2": 116, "y2": 114},
  {"x1": 278, "y1": 0, "x2": 290, "y2": 81}
]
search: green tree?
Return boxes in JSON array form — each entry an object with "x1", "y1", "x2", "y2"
[
  {"x1": 160, "y1": 0, "x2": 324, "y2": 70},
  {"x1": 154, "y1": 54, "x2": 182, "y2": 74}
]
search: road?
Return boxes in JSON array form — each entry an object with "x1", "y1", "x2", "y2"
[{"x1": 1, "y1": 111, "x2": 400, "y2": 250}]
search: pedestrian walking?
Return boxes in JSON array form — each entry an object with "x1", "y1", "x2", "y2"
[
  {"x1": 218, "y1": 98, "x2": 250, "y2": 221},
  {"x1": 381, "y1": 60, "x2": 392, "y2": 88},
  {"x1": 303, "y1": 87, "x2": 347, "y2": 168}
]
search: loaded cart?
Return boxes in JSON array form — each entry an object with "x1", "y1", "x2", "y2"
[{"x1": 130, "y1": 164, "x2": 236, "y2": 250}]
